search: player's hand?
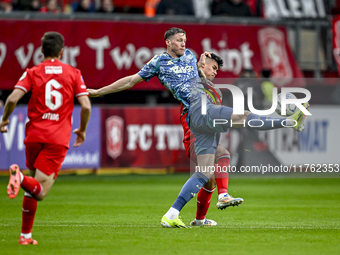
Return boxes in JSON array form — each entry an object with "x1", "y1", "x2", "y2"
[
  {"x1": 197, "y1": 51, "x2": 211, "y2": 69},
  {"x1": 0, "y1": 119, "x2": 10, "y2": 133},
  {"x1": 87, "y1": 89, "x2": 100, "y2": 97},
  {"x1": 73, "y1": 128, "x2": 86, "y2": 147}
]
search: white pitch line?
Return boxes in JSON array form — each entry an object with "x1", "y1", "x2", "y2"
[{"x1": 1, "y1": 224, "x2": 339, "y2": 230}]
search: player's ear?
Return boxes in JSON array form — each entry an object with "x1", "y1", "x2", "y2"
[
  {"x1": 165, "y1": 39, "x2": 171, "y2": 47},
  {"x1": 59, "y1": 48, "x2": 64, "y2": 59}
]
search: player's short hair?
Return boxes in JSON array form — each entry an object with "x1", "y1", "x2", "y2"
[
  {"x1": 164, "y1": 27, "x2": 186, "y2": 40},
  {"x1": 208, "y1": 53, "x2": 223, "y2": 68},
  {"x1": 41, "y1": 32, "x2": 64, "y2": 58}
]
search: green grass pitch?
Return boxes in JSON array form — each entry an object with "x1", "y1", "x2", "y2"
[{"x1": 1, "y1": 174, "x2": 339, "y2": 255}]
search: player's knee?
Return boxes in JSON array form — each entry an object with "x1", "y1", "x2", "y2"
[
  {"x1": 35, "y1": 185, "x2": 52, "y2": 201},
  {"x1": 35, "y1": 192, "x2": 47, "y2": 201},
  {"x1": 215, "y1": 146, "x2": 230, "y2": 161},
  {"x1": 204, "y1": 178, "x2": 216, "y2": 190},
  {"x1": 244, "y1": 110, "x2": 251, "y2": 117}
]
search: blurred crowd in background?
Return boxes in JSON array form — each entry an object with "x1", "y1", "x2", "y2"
[{"x1": 0, "y1": 0, "x2": 339, "y2": 17}]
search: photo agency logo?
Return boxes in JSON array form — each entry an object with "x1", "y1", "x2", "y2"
[{"x1": 200, "y1": 86, "x2": 312, "y2": 128}]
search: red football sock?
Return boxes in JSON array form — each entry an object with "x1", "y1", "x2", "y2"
[
  {"x1": 196, "y1": 186, "x2": 215, "y2": 220},
  {"x1": 21, "y1": 176, "x2": 42, "y2": 198},
  {"x1": 21, "y1": 195, "x2": 38, "y2": 234},
  {"x1": 215, "y1": 154, "x2": 230, "y2": 195}
]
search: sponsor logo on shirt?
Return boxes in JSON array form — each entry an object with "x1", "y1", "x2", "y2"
[
  {"x1": 45, "y1": 66, "x2": 63, "y2": 74},
  {"x1": 19, "y1": 71, "x2": 27, "y2": 81},
  {"x1": 170, "y1": 65, "x2": 194, "y2": 74}
]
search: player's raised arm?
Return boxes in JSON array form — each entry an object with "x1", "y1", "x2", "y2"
[
  {"x1": 73, "y1": 95, "x2": 91, "y2": 148},
  {"x1": 88, "y1": 73, "x2": 144, "y2": 97},
  {"x1": 197, "y1": 51, "x2": 212, "y2": 69},
  {"x1": 0, "y1": 89, "x2": 26, "y2": 133}
]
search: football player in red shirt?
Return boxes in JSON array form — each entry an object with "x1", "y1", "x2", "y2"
[
  {"x1": 181, "y1": 53, "x2": 243, "y2": 226},
  {"x1": 0, "y1": 31, "x2": 91, "y2": 245}
]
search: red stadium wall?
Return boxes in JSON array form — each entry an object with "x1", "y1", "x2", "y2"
[
  {"x1": 0, "y1": 19, "x2": 303, "y2": 91},
  {"x1": 100, "y1": 106, "x2": 190, "y2": 170}
]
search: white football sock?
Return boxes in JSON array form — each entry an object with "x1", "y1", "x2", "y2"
[
  {"x1": 218, "y1": 193, "x2": 228, "y2": 200},
  {"x1": 165, "y1": 207, "x2": 179, "y2": 220},
  {"x1": 195, "y1": 219, "x2": 205, "y2": 226},
  {"x1": 20, "y1": 172, "x2": 24, "y2": 183},
  {"x1": 21, "y1": 232, "x2": 32, "y2": 239}
]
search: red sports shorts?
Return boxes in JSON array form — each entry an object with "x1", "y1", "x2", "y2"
[
  {"x1": 25, "y1": 143, "x2": 68, "y2": 179},
  {"x1": 184, "y1": 137, "x2": 197, "y2": 164}
]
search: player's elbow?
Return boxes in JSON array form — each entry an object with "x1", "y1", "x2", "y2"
[
  {"x1": 81, "y1": 102, "x2": 91, "y2": 114},
  {"x1": 126, "y1": 74, "x2": 143, "y2": 90},
  {"x1": 127, "y1": 82, "x2": 136, "y2": 90},
  {"x1": 126, "y1": 77, "x2": 138, "y2": 89},
  {"x1": 6, "y1": 94, "x2": 19, "y2": 106},
  {"x1": 79, "y1": 97, "x2": 91, "y2": 116}
]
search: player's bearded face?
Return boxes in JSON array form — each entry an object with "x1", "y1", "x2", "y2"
[
  {"x1": 169, "y1": 33, "x2": 186, "y2": 57},
  {"x1": 202, "y1": 59, "x2": 218, "y2": 81}
]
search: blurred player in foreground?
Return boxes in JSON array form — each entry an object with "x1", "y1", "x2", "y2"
[
  {"x1": 88, "y1": 27, "x2": 309, "y2": 228},
  {"x1": 183, "y1": 53, "x2": 243, "y2": 227},
  {"x1": 0, "y1": 32, "x2": 91, "y2": 244}
]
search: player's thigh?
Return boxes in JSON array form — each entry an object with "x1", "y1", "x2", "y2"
[
  {"x1": 184, "y1": 138, "x2": 197, "y2": 164},
  {"x1": 230, "y1": 110, "x2": 251, "y2": 124},
  {"x1": 190, "y1": 102, "x2": 232, "y2": 133},
  {"x1": 197, "y1": 154, "x2": 215, "y2": 179},
  {"x1": 34, "y1": 169, "x2": 55, "y2": 199},
  {"x1": 25, "y1": 143, "x2": 44, "y2": 171},
  {"x1": 206, "y1": 105, "x2": 233, "y2": 132},
  {"x1": 33, "y1": 143, "x2": 68, "y2": 180},
  {"x1": 33, "y1": 144, "x2": 67, "y2": 198},
  {"x1": 192, "y1": 130, "x2": 220, "y2": 157}
]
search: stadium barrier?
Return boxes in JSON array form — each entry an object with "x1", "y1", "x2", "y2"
[
  {"x1": 0, "y1": 106, "x2": 101, "y2": 170},
  {"x1": 1, "y1": 105, "x2": 339, "y2": 172}
]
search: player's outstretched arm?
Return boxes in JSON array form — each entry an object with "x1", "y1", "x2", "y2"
[
  {"x1": 197, "y1": 51, "x2": 211, "y2": 69},
  {"x1": 88, "y1": 73, "x2": 144, "y2": 97},
  {"x1": 73, "y1": 95, "x2": 91, "y2": 148},
  {"x1": 0, "y1": 89, "x2": 25, "y2": 133}
]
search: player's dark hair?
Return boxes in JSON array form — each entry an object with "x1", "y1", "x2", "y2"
[
  {"x1": 41, "y1": 32, "x2": 64, "y2": 58},
  {"x1": 164, "y1": 27, "x2": 186, "y2": 40},
  {"x1": 208, "y1": 53, "x2": 223, "y2": 68}
]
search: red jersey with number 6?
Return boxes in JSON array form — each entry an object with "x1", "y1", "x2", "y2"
[{"x1": 14, "y1": 59, "x2": 89, "y2": 148}]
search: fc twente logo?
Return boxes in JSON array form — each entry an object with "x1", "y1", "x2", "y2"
[{"x1": 106, "y1": 116, "x2": 124, "y2": 159}]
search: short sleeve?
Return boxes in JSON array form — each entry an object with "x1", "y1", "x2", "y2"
[
  {"x1": 188, "y1": 49, "x2": 198, "y2": 62},
  {"x1": 74, "y1": 69, "x2": 89, "y2": 97},
  {"x1": 138, "y1": 55, "x2": 161, "y2": 82},
  {"x1": 14, "y1": 69, "x2": 31, "y2": 93}
]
